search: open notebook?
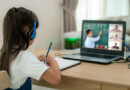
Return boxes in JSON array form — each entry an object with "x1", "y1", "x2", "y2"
[{"x1": 54, "y1": 58, "x2": 81, "y2": 70}]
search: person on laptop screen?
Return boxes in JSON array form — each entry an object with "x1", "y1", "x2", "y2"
[
  {"x1": 113, "y1": 34, "x2": 121, "y2": 41},
  {"x1": 114, "y1": 34, "x2": 119, "y2": 40},
  {"x1": 85, "y1": 29, "x2": 102, "y2": 48},
  {"x1": 111, "y1": 25, "x2": 122, "y2": 32},
  {"x1": 111, "y1": 43, "x2": 120, "y2": 50}
]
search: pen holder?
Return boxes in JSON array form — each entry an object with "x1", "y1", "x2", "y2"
[
  {"x1": 64, "y1": 32, "x2": 81, "y2": 49},
  {"x1": 65, "y1": 38, "x2": 81, "y2": 49}
]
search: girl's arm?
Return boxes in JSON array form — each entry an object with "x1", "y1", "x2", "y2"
[{"x1": 39, "y1": 55, "x2": 61, "y2": 85}]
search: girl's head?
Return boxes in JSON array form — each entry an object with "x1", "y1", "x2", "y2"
[{"x1": 0, "y1": 7, "x2": 39, "y2": 75}]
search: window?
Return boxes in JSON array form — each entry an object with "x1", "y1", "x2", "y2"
[{"x1": 76, "y1": 0, "x2": 130, "y2": 31}]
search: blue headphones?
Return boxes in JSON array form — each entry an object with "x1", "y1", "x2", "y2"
[{"x1": 27, "y1": 11, "x2": 36, "y2": 40}]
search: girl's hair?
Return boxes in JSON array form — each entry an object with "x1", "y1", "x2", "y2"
[{"x1": 0, "y1": 7, "x2": 39, "y2": 75}]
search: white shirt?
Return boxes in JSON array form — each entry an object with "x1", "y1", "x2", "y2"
[
  {"x1": 85, "y1": 36, "x2": 100, "y2": 48},
  {"x1": 9, "y1": 50, "x2": 49, "y2": 89}
]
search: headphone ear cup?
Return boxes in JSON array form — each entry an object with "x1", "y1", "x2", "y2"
[
  {"x1": 27, "y1": 30, "x2": 31, "y2": 40},
  {"x1": 27, "y1": 29, "x2": 33, "y2": 40},
  {"x1": 30, "y1": 28, "x2": 35, "y2": 40},
  {"x1": 30, "y1": 21, "x2": 36, "y2": 40}
]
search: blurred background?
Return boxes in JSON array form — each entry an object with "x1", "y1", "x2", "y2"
[
  {"x1": 0, "y1": 0, "x2": 62, "y2": 50},
  {"x1": 0, "y1": 0, "x2": 129, "y2": 50},
  {"x1": 63, "y1": 0, "x2": 130, "y2": 50}
]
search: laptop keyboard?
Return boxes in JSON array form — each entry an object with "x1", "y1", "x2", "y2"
[{"x1": 76, "y1": 53, "x2": 116, "y2": 59}]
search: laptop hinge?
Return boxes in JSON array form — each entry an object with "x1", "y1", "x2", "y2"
[{"x1": 80, "y1": 51, "x2": 121, "y2": 56}]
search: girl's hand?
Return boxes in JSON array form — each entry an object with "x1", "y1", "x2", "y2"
[
  {"x1": 37, "y1": 54, "x2": 56, "y2": 66},
  {"x1": 43, "y1": 56, "x2": 56, "y2": 66},
  {"x1": 37, "y1": 54, "x2": 46, "y2": 61}
]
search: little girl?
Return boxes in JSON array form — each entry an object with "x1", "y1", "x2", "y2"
[{"x1": 0, "y1": 7, "x2": 61, "y2": 90}]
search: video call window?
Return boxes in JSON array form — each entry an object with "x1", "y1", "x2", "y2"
[{"x1": 82, "y1": 23, "x2": 123, "y2": 51}]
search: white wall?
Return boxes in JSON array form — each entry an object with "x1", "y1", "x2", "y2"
[{"x1": 0, "y1": 0, "x2": 62, "y2": 50}]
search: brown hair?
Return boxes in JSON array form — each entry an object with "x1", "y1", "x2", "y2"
[
  {"x1": 0, "y1": 7, "x2": 39, "y2": 75},
  {"x1": 86, "y1": 29, "x2": 92, "y2": 35}
]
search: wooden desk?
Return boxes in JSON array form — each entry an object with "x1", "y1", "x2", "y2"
[{"x1": 32, "y1": 49, "x2": 130, "y2": 90}]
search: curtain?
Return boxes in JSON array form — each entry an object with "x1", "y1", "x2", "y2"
[
  {"x1": 62, "y1": 0, "x2": 78, "y2": 32},
  {"x1": 129, "y1": 0, "x2": 130, "y2": 15},
  {"x1": 75, "y1": 0, "x2": 130, "y2": 32},
  {"x1": 105, "y1": 0, "x2": 130, "y2": 17},
  {"x1": 76, "y1": 0, "x2": 105, "y2": 31}
]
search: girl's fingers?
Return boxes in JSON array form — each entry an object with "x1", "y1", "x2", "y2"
[{"x1": 37, "y1": 54, "x2": 46, "y2": 61}]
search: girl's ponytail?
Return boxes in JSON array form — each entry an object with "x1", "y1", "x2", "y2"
[{"x1": 0, "y1": 7, "x2": 39, "y2": 76}]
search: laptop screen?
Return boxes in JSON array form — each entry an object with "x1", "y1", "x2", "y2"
[{"x1": 82, "y1": 21, "x2": 124, "y2": 51}]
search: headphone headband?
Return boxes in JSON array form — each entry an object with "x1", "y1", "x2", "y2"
[{"x1": 27, "y1": 11, "x2": 36, "y2": 40}]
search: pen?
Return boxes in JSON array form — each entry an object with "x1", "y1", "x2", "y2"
[{"x1": 44, "y1": 42, "x2": 52, "y2": 63}]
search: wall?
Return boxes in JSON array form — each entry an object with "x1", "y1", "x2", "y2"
[{"x1": 0, "y1": 0, "x2": 62, "y2": 50}]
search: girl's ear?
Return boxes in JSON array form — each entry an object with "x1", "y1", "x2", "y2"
[{"x1": 24, "y1": 26, "x2": 30, "y2": 35}]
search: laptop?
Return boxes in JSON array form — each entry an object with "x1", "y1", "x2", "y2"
[{"x1": 62, "y1": 20, "x2": 126, "y2": 64}]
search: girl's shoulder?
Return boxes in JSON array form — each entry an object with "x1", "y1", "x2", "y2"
[
  {"x1": 20, "y1": 50, "x2": 34, "y2": 57},
  {"x1": 14, "y1": 50, "x2": 35, "y2": 63}
]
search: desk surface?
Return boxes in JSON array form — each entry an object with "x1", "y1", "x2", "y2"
[{"x1": 33, "y1": 49, "x2": 130, "y2": 88}]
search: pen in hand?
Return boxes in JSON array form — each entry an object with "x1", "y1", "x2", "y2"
[{"x1": 44, "y1": 42, "x2": 52, "y2": 63}]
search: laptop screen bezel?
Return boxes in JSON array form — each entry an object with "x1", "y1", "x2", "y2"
[{"x1": 81, "y1": 20, "x2": 126, "y2": 56}]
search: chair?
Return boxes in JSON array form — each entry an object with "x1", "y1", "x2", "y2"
[
  {"x1": 0, "y1": 71, "x2": 11, "y2": 90},
  {"x1": 0, "y1": 71, "x2": 56, "y2": 90}
]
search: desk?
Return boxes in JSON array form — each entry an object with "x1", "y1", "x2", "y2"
[{"x1": 32, "y1": 49, "x2": 130, "y2": 90}]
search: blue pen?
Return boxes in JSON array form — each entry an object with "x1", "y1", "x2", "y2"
[{"x1": 44, "y1": 42, "x2": 52, "y2": 63}]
